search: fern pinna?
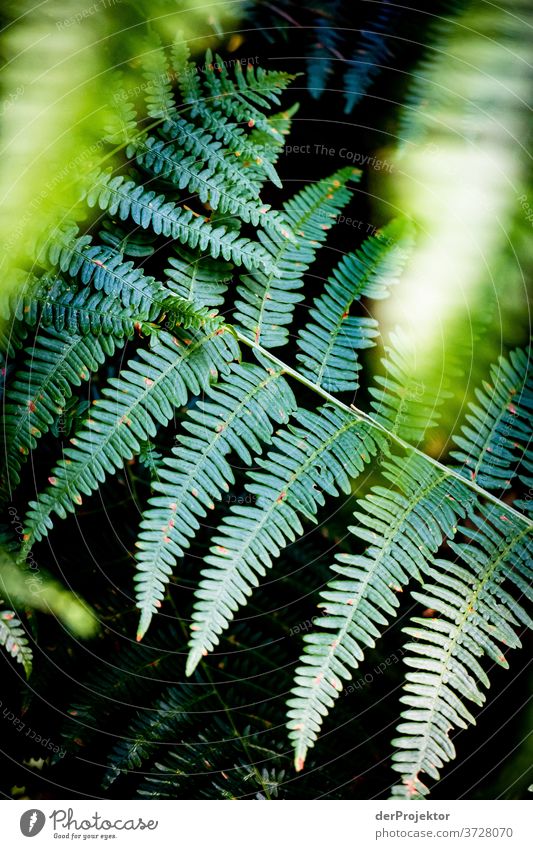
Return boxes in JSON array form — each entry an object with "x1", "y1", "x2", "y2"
[{"x1": 1, "y1": 39, "x2": 531, "y2": 801}]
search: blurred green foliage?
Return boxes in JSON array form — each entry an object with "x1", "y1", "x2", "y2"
[{"x1": 0, "y1": 0, "x2": 240, "y2": 294}]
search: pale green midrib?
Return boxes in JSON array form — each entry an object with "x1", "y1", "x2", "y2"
[
  {"x1": 295, "y1": 471, "x2": 448, "y2": 757},
  {"x1": 235, "y1": 331, "x2": 532, "y2": 529},
  {"x1": 137, "y1": 369, "x2": 285, "y2": 606},
  {"x1": 181, "y1": 256, "x2": 200, "y2": 302},
  {"x1": 191, "y1": 416, "x2": 366, "y2": 650},
  {"x1": 400, "y1": 523, "x2": 530, "y2": 790},
  {"x1": 26, "y1": 331, "x2": 221, "y2": 535}
]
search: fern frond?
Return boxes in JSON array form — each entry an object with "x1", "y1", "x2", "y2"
[
  {"x1": 369, "y1": 329, "x2": 451, "y2": 443},
  {"x1": 23, "y1": 328, "x2": 239, "y2": 545},
  {"x1": 390, "y1": 506, "x2": 533, "y2": 798},
  {"x1": 252, "y1": 103, "x2": 299, "y2": 154},
  {"x1": 4, "y1": 264, "x2": 221, "y2": 338},
  {"x1": 103, "y1": 74, "x2": 138, "y2": 146},
  {"x1": 396, "y1": 3, "x2": 461, "y2": 149},
  {"x1": 84, "y1": 170, "x2": 278, "y2": 275},
  {"x1": 451, "y1": 346, "x2": 532, "y2": 492},
  {"x1": 307, "y1": 5, "x2": 343, "y2": 99},
  {"x1": 102, "y1": 684, "x2": 208, "y2": 788},
  {"x1": 170, "y1": 39, "x2": 203, "y2": 103},
  {"x1": 0, "y1": 319, "x2": 28, "y2": 358},
  {"x1": 137, "y1": 439, "x2": 163, "y2": 480},
  {"x1": 165, "y1": 245, "x2": 232, "y2": 309},
  {"x1": 138, "y1": 726, "x2": 287, "y2": 800},
  {"x1": 287, "y1": 451, "x2": 476, "y2": 770},
  {"x1": 174, "y1": 43, "x2": 294, "y2": 143},
  {"x1": 201, "y1": 105, "x2": 285, "y2": 190},
  {"x1": 141, "y1": 36, "x2": 175, "y2": 119},
  {"x1": 169, "y1": 44, "x2": 287, "y2": 188},
  {"x1": 296, "y1": 219, "x2": 414, "y2": 391},
  {"x1": 235, "y1": 167, "x2": 357, "y2": 348},
  {"x1": 1, "y1": 273, "x2": 155, "y2": 337},
  {"x1": 203, "y1": 51, "x2": 296, "y2": 133},
  {"x1": 156, "y1": 114, "x2": 260, "y2": 197},
  {"x1": 130, "y1": 134, "x2": 291, "y2": 237},
  {"x1": 1, "y1": 329, "x2": 116, "y2": 495},
  {"x1": 39, "y1": 223, "x2": 172, "y2": 312},
  {"x1": 0, "y1": 608, "x2": 33, "y2": 677},
  {"x1": 186, "y1": 406, "x2": 382, "y2": 674},
  {"x1": 134, "y1": 359, "x2": 296, "y2": 639}
]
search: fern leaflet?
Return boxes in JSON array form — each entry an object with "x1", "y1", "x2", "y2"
[
  {"x1": 390, "y1": 506, "x2": 532, "y2": 798},
  {"x1": 287, "y1": 451, "x2": 476, "y2": 769},
  {"x1": 0, "y1": 607, "x2": 33, "y2": 677},
  {"x1": 23, "y1": 328, "x2": 239, "y2": 544},
  {"x1": 235, "y1": 167, "x2": 357, "y2": 349},
  {"x1": 451, "y1": 346, "x2": 532, "y2": 492},
  {"x1": 187, "y1": 406, "x2": 383, "y2": 674},
  {"x1": 296, "y1": 219, "x2": 414, "y2": 391},
  {"x1": 134, "y1": 359, "x2": 296, "y2": 639}
]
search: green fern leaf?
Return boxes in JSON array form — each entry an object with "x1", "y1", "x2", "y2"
[
  {"x1": 134, "y1": 359, "x2": 296, "y2": 639},
  {"x1": 1, "y1": 329, "x2": 116, "y2": 496},
  {"x1": 390, "y1": 506, "x2": 532, "y2": 798},
  {"x1": 0, "y1": 608, "x2": 33, "y2": 677},
  {"x1": 4, "y1": 265, "x2": 221, "y2": 338},
  {"x1": 451, "y1": 346, "x2": 532, "y2": 492},
  {"x1": 39, "y1": 224, "x2": 175, "y2": 313},
  {"x1": 296, "y1": 219, "x2": 414, "y2": 391},
  {"x1": 155, "y1": 114, "x2": 260, "y2": 197},
  {"x1": 103, "y1": 73, "x2": 138, "y2": 146},
  {"x1": 141, "y1": 36, "x2": 175, "y2": 119},
  {"x1": 369, "y1": 329, "x2": 451, "y2": 443},
  {"x1": 168, "y1": 42, "x2": 288, "y2": 187},
  {"x1": 234, "y1": 167, "x2": 358, "y2": 348},
  {"x1": 102, "y1": 684, "x2": 209, "y2": 788},
  {"x1": 287, "y1": 452, "x2": 476, "y2": 770},
  {"x1": 203, "y1": 50, "x2": 295, "y2": 134},
  {"x1": 2, "y1": 273, "x2": 155, "y2": 337},
  {"x1": 0, "y1": 320, "x2": 28, "y2": 358},
  {"x1": 186, "y1": 406, "x2": 382, "y2": 674},
  {"x1": 191, "y1": 104, "x2": 284, "y2": 190},
  {"x1": 165, "y1": 245, "x2": 232, "y2": 309},
  {"x1": 23, "y1": 328, "x2": 239, "y2": 545},
  {"x1": 84, "y1": 170, "x2": 278, "y2": 275},
  {"x1": 130, "y1": 134, "x2": 291, "y2": 237},
  {"x1": 174, "y1": 55, "x2": 284, "y2": 189}
]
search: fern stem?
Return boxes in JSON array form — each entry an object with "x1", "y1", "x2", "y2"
[{"x1": 235, "y1": 330, "x2": 532, "y2": 528}]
